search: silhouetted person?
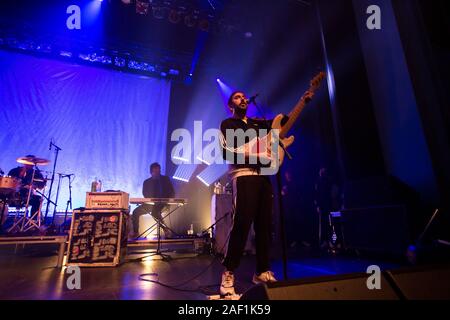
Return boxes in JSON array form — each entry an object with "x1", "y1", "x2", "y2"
[
  {"x1": 8, "y1": 157, "x2": 45, "y2": 218},
  {"x1": 131, "y1": 163, "x2": 175, "y2": 238}
]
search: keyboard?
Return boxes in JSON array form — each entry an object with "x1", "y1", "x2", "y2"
[{"x1": 129, "y1": 198, "x2": 188, "y2": 205}]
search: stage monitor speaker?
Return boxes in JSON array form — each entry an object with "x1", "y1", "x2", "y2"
[
  {"x1": 385, "y1": 265, "x2": 450, "y2": 300},
  {"x1": 240, "y1": 273, "x2": 400, "y2": 300}
]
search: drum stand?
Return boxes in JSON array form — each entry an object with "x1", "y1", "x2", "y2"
[{"x1": 8, "y1": 165, "x2": 42, "y2": 234}]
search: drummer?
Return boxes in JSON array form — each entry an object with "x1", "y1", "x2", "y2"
[{"x1": 8, "y1": 155, "x2": 46, "y2": 217}]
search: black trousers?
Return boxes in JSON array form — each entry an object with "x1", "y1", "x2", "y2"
[
  {"x1": 132, "y1": 204, "x2": 165, "y2": 235},
  {"x1": 223, "y1": 175, "x2": 273, "y2": 274}
]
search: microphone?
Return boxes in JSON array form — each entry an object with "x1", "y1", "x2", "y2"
[
  {"x1": 49, "y1": 139, "x2": 52, "y2": 151},
  {"x1": 247, "y1": 94, "x2": 259, "y2": 104}
]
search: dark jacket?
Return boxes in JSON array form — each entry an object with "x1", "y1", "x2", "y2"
[
  {"x1": 142, "y1": 175, "x2": 175, "y2": 199},
  {"x1": 220, "y1": 117, "x2": 274, "y2": 171},
  {"x1": 8, "y1": 166, "x2": 46, "y2": 190}
]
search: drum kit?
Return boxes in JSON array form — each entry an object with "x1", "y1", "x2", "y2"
[{"x1": 0, "y1": 155, "x2": 50, "y2": 234}]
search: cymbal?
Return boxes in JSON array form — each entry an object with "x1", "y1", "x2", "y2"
[{"x1": 16, "y1": 156, "x2": 50, "y2": 166}]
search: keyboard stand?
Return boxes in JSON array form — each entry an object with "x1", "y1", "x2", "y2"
[
  {"x1": 136, "y1": 204, "x2": 184, "y2": 240},
  {"x1": 134, "y1": 203, "x2": 185, "y2": 261},
  {"x1": 144, "y1": 218, "x2": 172, "y2": 261}
]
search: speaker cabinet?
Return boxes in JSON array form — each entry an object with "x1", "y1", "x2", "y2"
[
  {"x1": 241, "y1": 265, "x2": 450, "y2": 300},
  {"x1": 241, "y1": 273, "x2": 399, "y2": 300},
  {"x1": 385, "y1": 265, "x2": 450, "y2": 300}
]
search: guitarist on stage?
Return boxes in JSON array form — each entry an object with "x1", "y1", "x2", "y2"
[{"x1": 218, "y1": 89, "x2": 315, "y2": 296}]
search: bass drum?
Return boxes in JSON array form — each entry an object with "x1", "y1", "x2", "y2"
[{"x1": 0, "y1": 201, "x2": 8, "y2": 226}]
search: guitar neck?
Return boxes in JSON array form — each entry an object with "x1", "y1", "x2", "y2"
[
  {"x1": 280, "y1": 97, "x2": 307, "y2": 138},
  {"x1": 278, "y1": 72, "x2": 325, "y2": 139}
]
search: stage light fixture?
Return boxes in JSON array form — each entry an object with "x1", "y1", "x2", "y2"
[
  {"x1": 168, "y1": 9, "x2": 181, "y2": 24},
  {"x1": 184, "y1": 11, "x2": 199, "y2": 28},
  {"x1": 128, "y1": 60, "x2": 156, "y2": 72},
  {"x1": 173, "y1": 164, "x2": 197, "y2": 183},
  {"x1": 136, "y1": 0, "x2": 150, "y2": 15},
  {"x1": 196, "y1": 175, "x2": 210, "y2": 187},
  {"x1": 152, "y1": 6, "x2": 167, "y2": 19},
  {"x1": 196, "y1": 164, "x2": 228, "y2": 187},
  {"x1": 59, "y1": 50, "x2": 73, "y2": 58},
  {"x1": 196, "y1": 156, "x2": 211, "y2": 166},
  {"x1": 114, "y1": 57, "x2": 126, "y2": 67},
  {"x1": 172, "y1": 158, "x2": 189, "y2": 164},
  {"x1": 198, "y1": 18, "x2": 210, "y2": 32}
]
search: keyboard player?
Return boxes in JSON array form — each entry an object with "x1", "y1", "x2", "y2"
[{"x1": 131, "y1": 162, "x2": 175, "y2": 239}]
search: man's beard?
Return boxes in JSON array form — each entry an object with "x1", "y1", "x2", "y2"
[{"x1": 233, "y1": 105, "x2": 247, "y2": 118}]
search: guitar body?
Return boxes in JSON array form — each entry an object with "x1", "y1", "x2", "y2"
[{"x1": 271, "y1": 113, "x2": 295, "y2": 167}]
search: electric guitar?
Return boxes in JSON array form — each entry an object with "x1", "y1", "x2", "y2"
[{"x1": 250, "y1": 72, "x2": 326, "y2": 170}]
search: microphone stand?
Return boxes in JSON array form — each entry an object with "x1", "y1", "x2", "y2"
[
  {"x1": 45, "y1": 141, "x2": 62, "y2": 222},
  {"x1": 61, "y1": 174, "x2": 73, "y2": 233},
  {"x1": 51, "y1": 173, "x2": 63, "y2": 225},
  {"x1": 252, "y1": 98, "x2": 290, "y2": 281}
]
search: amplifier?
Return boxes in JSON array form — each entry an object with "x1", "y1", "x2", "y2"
[{"x1": 85, "y1": 192, "x2": 129, "y2": 210}]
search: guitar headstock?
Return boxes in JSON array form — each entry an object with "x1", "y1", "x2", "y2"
[{"x1": 309, "y1": 71, "x2": 326, "y2": 91}]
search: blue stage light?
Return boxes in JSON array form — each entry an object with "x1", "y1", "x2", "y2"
[
  {"x1": 59, "y1": 51, "x2": 73, "y2": 58},
  {"x1": 114, "y1": 57, "x2": 126, "y2": 67}
]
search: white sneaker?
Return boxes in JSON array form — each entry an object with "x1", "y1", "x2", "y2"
[
  {"x1": 220, "y1": 271, "x2": 236, "y2": 296},
  {"x1": 252, "y1": 271, "x2": 277, "y2": 285}
]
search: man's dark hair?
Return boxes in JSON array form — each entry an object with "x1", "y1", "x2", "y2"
[
  {"x1": 227, "y1": 91, "x2": 244, "y2": 108},
  {"x1": 150, "y1": 162, "x2": 161, "y2": 171}
]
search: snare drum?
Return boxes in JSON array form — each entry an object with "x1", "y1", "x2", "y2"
[{"x1": 0, "y1": 176, "x2": 21, "y2": 196}]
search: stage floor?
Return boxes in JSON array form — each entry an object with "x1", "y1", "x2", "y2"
[{"x1": 0, "y1": 244, "x2": 404, "y2": 300}]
